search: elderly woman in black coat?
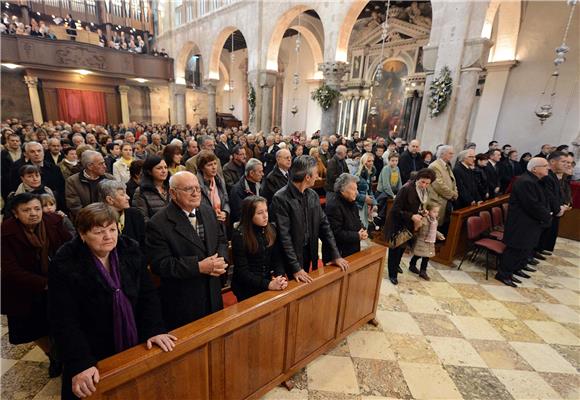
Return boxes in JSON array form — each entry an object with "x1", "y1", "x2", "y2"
[
  {"x1": 323, "y1": 173, "x2": 368, "y2": 263},
  {"x1": 231, "y1": 196, "x2": 287, "y2": 301},
  {"x1": 384, "y1": 168, "x2": 436, "y2": 285},
  {"x1": 49, "y1": 203, "x2": 176, "y2": 399}
]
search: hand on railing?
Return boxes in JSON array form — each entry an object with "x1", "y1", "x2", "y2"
[
  {"x1": 72, "y1": 366, "x2": 100, "y2": 398},
  {"x1": 293, "y1": 269, "x2": 313, "y2": 283},
  {"x1": 146, "y1": 334, "x2": 178, "y2": 352},
  {"x1": 331, "y1": 257, "x2": 350, "y2": 271}
]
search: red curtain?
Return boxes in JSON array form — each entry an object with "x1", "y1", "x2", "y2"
[{"x1": 57, "y1": 88, "x2": 107, "y2": 125}]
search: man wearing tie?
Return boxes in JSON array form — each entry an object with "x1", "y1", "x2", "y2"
[{"x1": 146, "y1": 171, "x2": 228, "y2": 330}]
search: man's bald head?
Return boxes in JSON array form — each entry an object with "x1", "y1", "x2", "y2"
[
  {"x1": 169, "y1": 171, "x2": 201, "y2": 211},
  {"x1": 335, "y1": 145, "x2": 347, "y2": 160},
  {"x1": 409, "y1": 140, "x2": 420, "y2": 154}
]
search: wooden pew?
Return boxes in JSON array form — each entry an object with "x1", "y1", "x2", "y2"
[
  {"x1": 91, "y1": 245, "x2": 387, "y2": 400},
  {"x1": 432, "y1": 195, "x2": 510, "y2": 266}
]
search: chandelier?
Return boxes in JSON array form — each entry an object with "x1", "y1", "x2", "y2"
[
  {"x1": 534, "y1": 0, "x2": 577, "y2": 124},
  {"x1": 229, "y1": 32, "x2": 235, "y2": 112},
  {"x1": 291, "y1": 15, "x2": 301, "y2": 116},
  {"x1": 368, "y1": 0, "x2": 391, "y2": 121}
]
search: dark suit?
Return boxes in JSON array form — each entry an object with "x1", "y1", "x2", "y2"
[
  {"x1": 215, "y1": 142, "x2": 231, "y2": 167},
  {"x1": 146, "y1": 201, "x2": 228, "y2": 330},
  {"x1": 498, "y1": 171, "x2": 552, "y2": 280},
  {"x1": 398, "y1": 150, "x2": 422, "y2": 184},
  {"x1": 262, "y1": 167, "x2": 288, "y2": 203},
  {"x1": 325, "y1": 155, "x2": 348, "y2": 192},
  {"x1": 323, "y1": 192, "x2": 363, "y2": 263},
  {"x1": 261, "y1": 145, "x2": 279, "y2": 176},
  {"x1": 498, "y1": 159, "x2": 523, "y2": 193},
  {"x1": 121, "y1": 207, "x2": 146, "y2": 248},
  {"x1": 485, "y1": 162, "x2": 501, "y2": 198},
  {"x1": 453, "y1": 162, "x2": 481, "y2": 209},
  {"x1": 538, "y1": 170, "x2": 563, "y2": 252}
]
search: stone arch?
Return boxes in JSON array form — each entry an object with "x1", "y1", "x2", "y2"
[
  {"x1": 289, "y1": 25, "x2": 324, "y2": 77},
  {"x1": 483, "y1": 0, "x2": 522, "y2": 62},
  {"x1": 208, "y1": 26, "x2": 247, "y2": 79},
  {"x1": 175, "y1": 41, "x2": 202, "y2": 85},
  {"x1": 265, "y1": 5, "x2": 324, "y2": 71},
  {"x1": 364, "y1": 54, "x2": 415, "y2": 82},
  {"x1": 218, "y1": 61, "x2": 230, "y2": 89}
]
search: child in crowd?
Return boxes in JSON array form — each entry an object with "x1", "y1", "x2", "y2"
[
  {"x1": 409, "y1": 202, "x2": 445, "y2": 281},
  {"x1": 377, "y1": 152, "x2": 402, "y2": 198},
  {"x1": 39, "y1": 193, "x2": 75, "y2": 236}
]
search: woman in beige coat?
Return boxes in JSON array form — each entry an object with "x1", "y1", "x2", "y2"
[{"x1": 428, "y1": 145, "x2": 458, "y2": 226}]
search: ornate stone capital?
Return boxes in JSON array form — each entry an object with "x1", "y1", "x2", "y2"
[
  {"x1": 485, "y1": 60, "x2": 519, "y2": 72},
  {"x1": 318, "y1": 61, "x2": 349, "y2": 88},
  {"x1": 259, "y1": 70, "x2": 278, "y2": 88},
  {"x1": 204, "y1": 79, "x2": 219, "y2": 95},
  {"x1": 23, "y1": 75, "x2": 38, "y2": 89},
  {"x1": 461, "y1": 38, "x2": 492, "y2": 70},
  {"x1": 118, "y1": 85, "x2": 130, "y2": 95}
]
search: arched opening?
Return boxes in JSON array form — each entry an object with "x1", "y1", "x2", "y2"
[
  {"x1": 336, "y1": 1, "x2": 433, "y2": 139},
  {"x1": 176, "y1": 41, "x2": 202, "y2": 85}
]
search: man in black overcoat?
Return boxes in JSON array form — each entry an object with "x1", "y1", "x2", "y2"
[
  {"x1": 453, "y1": 149, "x2": 482, "y2": 209},
  {"x1": 147, "y1": 171, "x2": 228, "y2": 330},
  {"x1": 324, "y1": 145, "x2": 348, "y2": 192},
  {"x1": 262, "y1": 148, "x2": 292, "y2": 203},
  {"x1": 496, "y1": 158, "x2": 552, "y2": 287}
]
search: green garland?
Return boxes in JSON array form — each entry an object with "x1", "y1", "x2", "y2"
[
  {"x1": 248, "y1": 84, "x2": 256, "y2": 121},
  {"x1": 311, "y1": 84, "x2": 341, "y2": 111},
  {"x1": 428, "y1": 66, "x2": 452, "y2": 118}
]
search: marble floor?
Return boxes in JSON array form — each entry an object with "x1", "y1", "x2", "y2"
[{"x1": 1, "y1": 239, "x2": 579, "y2": 400}]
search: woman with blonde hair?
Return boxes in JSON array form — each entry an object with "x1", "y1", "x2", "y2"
[
  {"x1": 309, "y1": 147, "x2": 327, "y2": 178},
  {"x1": 355, "y1": 152, "x2": 377, "y2": 228}
]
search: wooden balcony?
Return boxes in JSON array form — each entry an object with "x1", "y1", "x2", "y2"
[{"x1": 1, "y1": 35, "x2": 173, "y2": 80}]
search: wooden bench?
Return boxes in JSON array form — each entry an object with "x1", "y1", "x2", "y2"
[
  {"x1": 90, "y1": 245, "x2": 387, "y2": 400},
  {"x1": 432, "y1": 195, "x2": 510, "y2": 266}
]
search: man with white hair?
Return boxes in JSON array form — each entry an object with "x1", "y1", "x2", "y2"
[
  {"x1": 45, "y1": 138, "x2": 63, "y2": 166},
  {"x1": 496, "y1": 157, "x2": 552, "y2": 287},
  {"x1": 65, "y1": 150, "x2": 114, "y2": 219},
  {"x1": 228, "y1": 158, "x2": 264, "y2": 223},
  {"x1": 453, "y1": 149, "x2": 481, "y2": 209},
  {"x1": 263, "y1": 148, "x2": 292, "y2": 203},
  {"x1": 261, "y1": 134, "x2": 279, "y2": 176},
  {"x1": 146, "y1": 133, "x2": 164, "y2": 156},
  {"x1": 146, "y1": 171, "x2": 228, "y2": 329},
  {"x1": 428, "y1": 145, "x2": 458, "y2": 226},
  {"x1": 325, "y1": 145, "x2": 348, "y2": 192}
]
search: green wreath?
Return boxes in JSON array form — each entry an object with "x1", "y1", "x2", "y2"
[
  {"x1": 428, "y1": 66, "x2": 453, "y2": 118},
  {"x1": 311, "y1": 84, "x2": 341, "y2": 111},
  {"x1": 248, "y1": 84, "x2": 256, "y2": 121}
]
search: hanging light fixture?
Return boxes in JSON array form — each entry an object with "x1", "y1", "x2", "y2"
[
  {"x1": 368, "y1": 0, "x2": 391, "y2": 120},
  {"x1": 291, "y1": 14, "x2": 301, "y2": 116},
  {"x1": 534, "y1": 0, "x2": 577, "y2": 124},
  {"x1": 229, "y1": 32, "x2": 235, "y2": 112}
]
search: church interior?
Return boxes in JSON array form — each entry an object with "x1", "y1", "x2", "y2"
[{"x1": 1, "y1": 0, "x2": 579, "y2": 399}]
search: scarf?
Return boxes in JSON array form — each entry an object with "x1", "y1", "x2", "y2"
[
  {"x1": 63, "y1": 158, "x2": 78, "y2": 166},
  {"x1": 208, "y1": 177, "x2": 222, "y2": 211},
  {"x1": 415, "y1": 181, "x2": 428, "y2": 210},
  {"x1": 92, "y1": 249, "x2": 138, "y2": 353},
  {"x1": 23, "y1": 219, "x2": 50, "y2": 274}
]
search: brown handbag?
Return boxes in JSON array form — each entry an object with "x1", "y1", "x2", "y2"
[{"x1": 386, "y1": 228, "x2": 413, "y2": 249}]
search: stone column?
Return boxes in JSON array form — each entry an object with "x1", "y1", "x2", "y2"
[
  {"x1": 470, "y1": 60, "x2": 517, "y2": 150},
  {"x1": 20, "y1": 5, "x2": 30, "y2": 26},
  {"x1": 274, "y1": 72, "x2": 284, "y2": 128},
  {"x1": 24, "y1": 76, "x2": 43, "y2": 124},
  {"x1": 205, "y1": 79, "x2": 219, "y2": 130},
  {"x1": 259, "y1": 70, "x2": 277, "y2": 134},
  {"x1": 318, "y1": 61, "x2": 349, "y2": 137},
  {"x1": 118, "y1": 85, "x2": 130, "y2": 125},
  {"x1": 169, "y1": 83, "x2": 187, "y2": 125}
]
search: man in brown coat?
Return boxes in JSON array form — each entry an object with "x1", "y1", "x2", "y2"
[{"x1": 428, "y1": 145, "x2": 458, "y2": 226}]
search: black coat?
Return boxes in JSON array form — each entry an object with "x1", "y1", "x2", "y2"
[
  {"x1": 325, "y1": 155, "x2": 348, "y2": 192},
  {"x1": 261, "y1": 145, "x2": 279, "y2": 176},
  {"x1": 485, "y1": 162, "x2": 501, "y2": 198},
  {"x1": 262, "y1": 167, "x2": 288, "y2": 203},
  {"x1": 323, "y1": 192, "x2": 362, "y2": 263},
  {"x1": 474, "y1": 166, "x2": 489, "y2": 200},
  {"x1": 48, "y1": 235, "x2": 166, "y2": 377},
  {"x1": 121, "y1": 207, "x2": 146, "y2": 247},
  {"x1": 223, "y1": 161, "x2": 245, "y2": 193},
  {"x1": 231, "y1": 226, "x2": 285, "y2": 301},
  {"x1": 146, "y1": 201, "x2": 228, "y2": 330},
  {"x1": 229, "y1": 177, "x2": 259, "y2": 224},
  {"x1": 542, "y1": 170, "x2": 563, "y2": 215},
  {"x1": 453, "y1": 163, "x2": 481, "y2": 209},
  {"x1": 498, "y1": 159, "x2": 523, "y2": 192},
  {"x1": 398, "y1": 150, "x2": 422, "y2": 184},
  {"x1": 384, "y1": 181, "x2": 422, "y2": 243},
  {"x1": 503, "y1": 171, "x2": 552, "y2": 250},
  {"x1": 271, "y1": 182, "x2": 340, "y2": 274},
  {"x1": 215, "y1": 142, "x2": 231, "y2": 167},
  {"x1": 1, "y1": 149, "x2": 20, "y2": 200}
]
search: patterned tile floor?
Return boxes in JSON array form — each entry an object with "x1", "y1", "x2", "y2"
[{"x1": 1, "y1": 239, "x2": 579, "y2": 400}]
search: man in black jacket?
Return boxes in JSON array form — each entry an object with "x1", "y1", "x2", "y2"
[
  {"x1": 324, "y1": 145, "x2": 348, "y2": 192},
  {"x1": 146, "y1": 171, "x2": 228, "y2": 330},
  {"x1": 222, "y1": 145, "x2": 247, "y2": 193},
  {"x1": 498, "y1": 150, "x2": 523, "y2": 192},
  {"x1": 261, "y1": 135, "x2": 279, "y2": 176},
  {"x1": 229, "y1": 158, "x2": 264, "y2": 224},
  {"x1": 398, "y1": 139, "x2": 422, "y2": 184},
  {"x1": 272, "y1": 156, "x2": 349, "y2": 283},
  {"x1": 496, "y1": 158, "x2": 552, "y2": 287},
  {"x1": 453, "y1": 149, "x2": 482, "y2": 209},
  {"x1": 262, "y1": 148, "x2": 292, "y2": 203},
  {"x1": 214, "y1": 133, "x2": 231, "y2": 167},
  {"x1": 485, "y1": 149, "x2": 501, "y2": 197}
]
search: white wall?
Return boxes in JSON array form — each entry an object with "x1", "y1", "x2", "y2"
[
  {"x1": 494, "y1": 1, "x2": 579, "y2": 153},
  {"x1": 217, "y1": 48, "x2": 247, "y2": 122},
  {"x1": 279, "y1": 35, "x2": 322, "y2": 135}
]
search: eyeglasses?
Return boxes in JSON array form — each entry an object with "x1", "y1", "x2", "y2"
[{"x1": 174, "y1": 186, "x2": 201, "y2": 194}]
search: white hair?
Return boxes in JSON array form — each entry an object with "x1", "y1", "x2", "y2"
[
  {"x1": 245, "y1": 158, "x2": 263, "y2": 175},
  {"x1": 527, "y1": 157, "x2": 547, "y2": 172},
  {"x1": 81, "y1": 150, "x2": 101, "y2": 168},
  {"x1": 436, "y1": 145, "x2": 454, "y2": 159},
  {"x1": 24, "y1": 141, "x2": 42, "y2": 152}
]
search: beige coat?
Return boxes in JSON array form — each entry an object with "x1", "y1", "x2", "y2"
[
  {"x1": 412, "y1": 217, "x2": 445, "y2": 258},
  {"x1": 428, "y1": 159, "x2": 458, "y2": 225}
]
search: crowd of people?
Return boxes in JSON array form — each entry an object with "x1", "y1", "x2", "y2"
[{"x1": 0, "y1": 117, "x2": 577, "y2": 398}]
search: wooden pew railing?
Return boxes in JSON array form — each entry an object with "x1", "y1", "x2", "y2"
[
  {"x1": 432, "y1": 194, "x2": 510, "y2": 266},
  {"x1": 92, "y1": 245, "x2": 387, "y2": 400}
]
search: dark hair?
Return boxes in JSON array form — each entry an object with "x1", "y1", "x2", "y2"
[
  {"x1": 239, "y1": 196, "x2": 276, "y2": 254},
  {"x1": 476, "y1": 153, "x2": 489, "y2": 162},
  {"x1": 556, "y1": 144, "x2": 569, "y2": 152},
  {"x1": 488, "y1": 140, "x2": 498, "y2": 147},
  {"x1": 388, "y1": 152, "x2": 400, "y2": 160},
  {"x1": 19, "y1": 164, "x2": 40, "y2": 177},
  {"x1": 196, "y1": 150, "x2": 219, "y2": 172},
  {"x1": 106, "y1": 142, "x2": 119, "y2": 153},
  {"x1": 507, "y1": 150, "x2": 518, "y2": 158},
  {"x1": 548, "y1": 150, "x2": 567, "y2": 161},
  {"x1": 290, "y1": 155, "x2": 317, "y2": 182},
  {"x1": 163, "y1": 144, "x2": 182, "y2": 168},
  {"x1": 487, "y1": 149, "x2": 501, "y2": 157},
  {"x1": 63, "y1": 146, "x2": 76, "y2": 156},
  {"x1": 414, "y1": 168, "x2": 436, "y2": 182},
  {"x1": 129, "y1": 159, "x2": 144, "y2": 179},
  {"x1": 76, "y1": 203, "x2": 119, "y2": 235},
  {"x1": 8, "y1": 193, "x2": 41, "y2": 217},
  {"x1": 519, "y1": 152, "x2": 532, "y2": 162},
  {"x1": 142, "y1": 155, "x2": 165, "y2": 181},
  {"x1": 421, "y1": 151, "x2": 433, "y2": 160},
  {"x1": 502, "y1": 144, "x2": 511, "y2": 150},
  {"x1": 231, "y1": 144, "x2": 243, "y2": 155}
]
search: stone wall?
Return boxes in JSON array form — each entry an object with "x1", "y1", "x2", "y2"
[
  {"x1": 127, "y1": 86, "x2": 149, "y2": 123},
  {"x1": 150, "y1": 86, "x2": 170, "y2": 124},
  {"x1": 1, "y1": 71, "x2": 33, "y2": 121}
]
